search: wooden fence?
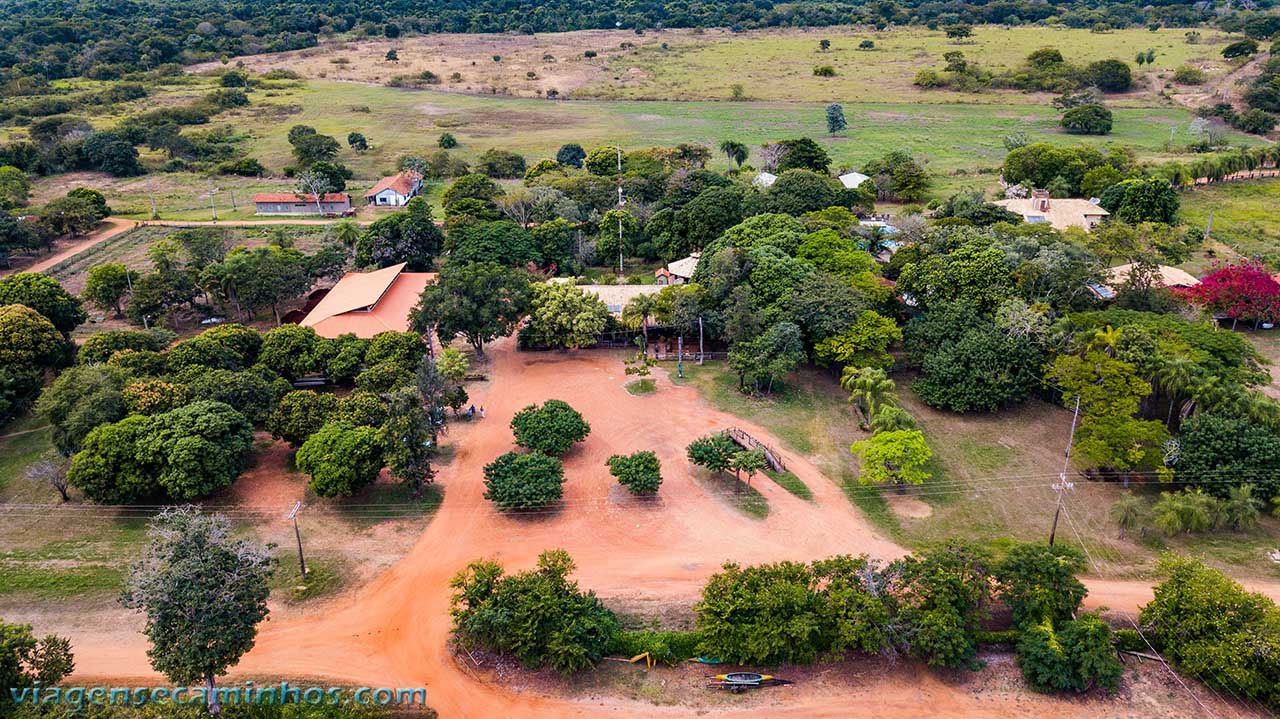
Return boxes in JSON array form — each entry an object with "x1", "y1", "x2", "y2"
[{"x1": 723, "y1": 427, "x2": 786, "y2": 472}]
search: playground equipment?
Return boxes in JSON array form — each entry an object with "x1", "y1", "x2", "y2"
[{"x1": 705, "y1": 672, "x2": 792, "y2": 692}]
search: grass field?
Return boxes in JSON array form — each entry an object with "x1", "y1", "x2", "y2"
[
  {"x1": 193, "y1": 26, "x2": 1242, "y2": 106},
  {"x1": 671, "y1": 362, "x2": 1280, "y2": 580},
  {"x1": 589, "y1": 26, "x2": 1241, "y2": 104},
  {"x1": 29, "y1": 75, "x2": 1259, "y2": 221},
  {"x1": 1180, "y1": 178, "x2": 1280, "y2": 265}
]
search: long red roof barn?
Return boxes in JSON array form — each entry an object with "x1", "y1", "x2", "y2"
[{"x1": 299, "y1": 262, "x2": 436, "y2": 338}]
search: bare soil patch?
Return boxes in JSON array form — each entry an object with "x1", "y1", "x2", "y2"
[
  {"x1": 55, "y1": 338, "x2": 1280, "y2": 718},
  {"x1": 193, "y1": 29, "x2": 687, "y2": 99},
  {"x1": 885, "y1": 494, "x2": 932, "y2": 519}
]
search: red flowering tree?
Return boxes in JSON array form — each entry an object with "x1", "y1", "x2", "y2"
[{"x1": 1175, "y1": 262, "x2": 1280, "y2": 323}]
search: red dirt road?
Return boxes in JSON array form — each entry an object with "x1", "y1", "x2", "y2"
[
  {"x1": 62, "y1": 340, "x2": 1280, "y2": 718},
  {"x1": 1, "y1": 218, "x2": 133, "y2": 277}
]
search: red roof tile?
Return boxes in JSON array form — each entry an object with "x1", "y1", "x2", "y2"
[
  {"x1": 252, "y1": 193, "x2": 350, "y2": 203},
  {"x1": 363, "y1": 171, "x2": 422, "y2": 198}
]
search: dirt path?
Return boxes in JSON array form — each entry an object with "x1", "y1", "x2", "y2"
[
  {"x1": 55, "y1": 339, "x2": 1280, "y2": 718},
  {"x1": 1, "y1": 216, "x2": 383, "y2": 279},
  {"x1": 1172, "y1": 51, "x2": 1270, "y2": 111},
  {"x1": 1, "y1": 218, "x2": 133, "y2": 277}
]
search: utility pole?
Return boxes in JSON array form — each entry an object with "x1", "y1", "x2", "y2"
[
  {"x1": 698, "y1": 317, "x2": 704, "y2": 365},
  {"x1": 1049, "y1": 396, "x2": 1081, "y2": 546},
  {"x1": 287, "y1": 500, "x2": 307, "y2": 578},
  {"x1": 677, "y1": 335, "x2": 684, "y2": 378},
  {"x1": 208, "y1": 181, "x2": 218, "y2": 223},
  {"x1": 1202, "y1": 209, "x2": 1214, "y2": 243},
  {"x1": 616, "y1": 145, "x2": 624, "y2": 276},
  {"x1": 146, "y1": 175, "x2": 158, "y2": 220}
]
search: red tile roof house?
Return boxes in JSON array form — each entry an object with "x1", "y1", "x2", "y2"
[
  {"x1": 299, "y1": 262, "x2": 436, "y2": 338},
  {"x1": 252, "y1": 192, "x2": 352, "y2": 216},
  {"x1": 364, "y1": 171, "x2": 423, "y2": 207}
]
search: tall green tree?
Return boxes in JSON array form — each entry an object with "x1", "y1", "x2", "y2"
[
  {"x1": 727, "y1": 321, "x2": 805, "y2": 394},
  {"x1": 412, "y1": 261, "x2": 531, "y2": 358},
  {"x1": 0, "y1": 272, "x2": 86, "y2": 334},
  {"x1": 0, "y1": 620, "x2": 74, "y2": 707},
  {"x1": 83, "y1": 263, "x2": 136, "y2": 318},
  {"x1": 851, "y1": 429, "x2": 932, "y2": 486},
  {"x1": 826, "y1": 103, "x2": 848, "y2": 135},
  {"x1": 121, "y1": 507, "x2": 271, "y2": 714},
  {"x1": 523, "y1": 281, "x2": 610, "y2": 350},
  {"x1": 296, "y1": 421, "x2": 383, "y2": 497}
]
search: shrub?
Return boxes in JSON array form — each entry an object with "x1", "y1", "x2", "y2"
[
  {"x1": 482, "y1": 451, "x2": 565, "y2": 510},
  {"x1": 475, "y1": 149, "x2": 526, "y2": 179},
  {"x1": 611, "y1": 630, "x2": 701, "y2": 665},
  {"x1": 813, "y1": 65, "x2": 836, "y2": 77},
  {"x1": 450, "y1": 549, "x2": 619, "y2": 673},
  {"x1": 686, "y1": 434, "x2": 738, "y2": 475},
  {"x1": 1172, "y1": 65, "x2": 1206, "y2": 85},
  {"x1": 0, "y1": 304, "x2": 70, "y2": 370},
  {"x1": 995, "y1": 542, "x2": 1088, "y2": 627},
  {"x1": 77, "y1": 330, "x2": 165, "y2": 365},
  {"x1": 217, "y1": 158, "x2": 267, "y2": 176},
  {"x1": 1142, "y1": 556, "x2": 1280, "y2": 709},
  {"x1": 894, "y1": 541, "x2": 991, "y2": 669},
  {"x1": 510, "y1": 399, "x2": 590, "y2": 456},
  {"x1": 1235, "y1": 108, "x2": 1277, "y2": 135},
  {"x1": 1083, "y1": 59, "x2": 1132, "y2": 92},
  {"x1": 606, "y1": 451, "x2": 662, "y2": 495},
  {"x1": 1061, "y1": 104, "x2": 1113, "y2": 135},
  {"x1": 296, "y1": 421, "x2": 383, "y2": 497},
  {"x1": 267, "y1": 390, "x2": 340, "y2": 446},
  {"x1": 695, "y1": 555, "x2": 892, "y2": 665}
]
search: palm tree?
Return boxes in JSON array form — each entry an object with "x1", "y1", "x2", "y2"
[
  {"x1": 1162, "y1": 162, "x2": 1194, "y2": 190},
  {"x1": 331, "y1": 219, "x2": 361, "y2": 259},
  {"x1": 1089, "y1": 325, "x2": 1122, "y2": 357},
  {"x1": 1110, "y1": 492, "x2": 1144, "y2": 538},
  {"x1": 1223, "y1": 484, "x2": 1263, "y2": 531},
  {"x1": 1244, "y1": 393, "x2": 1280, "y2": 432},
  {"x1": 718, "y1": 140, "x2": 748, "y2": 168},
  {"x1": 1153, "y1": 489, "x2": 1219, "y2": 535},
  {"x1": 840, "y1": 366, "x2": 897, "y2": 429},
  {"x1": 858, "y1": 225, "x2": 892, "y2": 256},
  {"x1": 621, "y1": 293, "x2": 658, "y2": 347},
  {"x1": 1154, "y1": 357, "x2": 1196, "y2": 428}
]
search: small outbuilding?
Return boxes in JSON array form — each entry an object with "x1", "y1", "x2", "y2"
[
  {"x1": 654, "y1": 253, "x2": 699, "y2": 285},
  {"x1": 838, "y1": 171, "x2": 870, "y2": 189},
  {"x1": 364, "y1": 171, "x2": 423, "y2": 207},
  {"x1": 753, "y1": 172, "x2": 778, "y2": 188},
  {"x1": 253, "y1": 192, "x2": 352, "y2": 216}
]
